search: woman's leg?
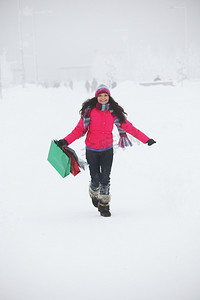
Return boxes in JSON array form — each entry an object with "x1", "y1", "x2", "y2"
[
  {"x1": 86, "y1": 148, "x2": 113, "y2": 216},
  {"x1": 99, "y1": 148, "x2": 113, "y2": 191},
  {"x1": 98, "y1": 148, "x2": 113, "y2": 217},
  {"x1": 86, "y1": 149, "x2": 101, "y2": 189}
]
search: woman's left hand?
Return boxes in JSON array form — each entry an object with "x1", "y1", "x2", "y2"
[{"x1": 146, "y1": 139, "x2": 156, "y2": 146}]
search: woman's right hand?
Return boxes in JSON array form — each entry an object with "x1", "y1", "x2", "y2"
[{"x1": 55, "y1": 139, "x2": 68, "y2": 149}]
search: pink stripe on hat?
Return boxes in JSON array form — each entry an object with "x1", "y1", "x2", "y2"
[{"x1": 95, "y1": 85, "x2": 111, "y2": 97}]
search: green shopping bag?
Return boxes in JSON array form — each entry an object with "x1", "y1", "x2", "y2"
[{"x1": 47, "y1": 140, "x2": 71, "y2": 178}]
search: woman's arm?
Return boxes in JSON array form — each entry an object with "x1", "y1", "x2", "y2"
[
  {"x1": 121, "y1": 119, "x2": 150, "y2": 143},
  {"x1": 63, "y1": 118, "x2": 85, "y2": 145}
]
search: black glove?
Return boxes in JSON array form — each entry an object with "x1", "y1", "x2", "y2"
[
  {"x1": 55, "y1": 139, "x2": 68, "y2": 149},
  {"x1": 146, "y1": 139, "x2": 156, "y2": 146}
]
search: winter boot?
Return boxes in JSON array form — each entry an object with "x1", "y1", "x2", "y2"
[
  {"x1": 89, "y1": 185, "x2": 100, "y2": 208},
  {"x1": 98, "y1": 199, "x2": 111, "y2": 217},
  {"x1": 98, "y1": 184, "x2": 111, "y2": 217}
]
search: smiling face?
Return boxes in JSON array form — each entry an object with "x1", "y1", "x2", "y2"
[{"x1": 97, "y1": 93, "x2": 109, "y2": 105}]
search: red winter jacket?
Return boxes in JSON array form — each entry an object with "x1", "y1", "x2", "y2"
[{"x1": 64, "y1": 108, "x2": 149, "y2": 150}]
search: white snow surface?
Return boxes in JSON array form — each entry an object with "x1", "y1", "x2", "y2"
[{"x1": 1, "y1": 81, "x2": 200, "y2": 300}]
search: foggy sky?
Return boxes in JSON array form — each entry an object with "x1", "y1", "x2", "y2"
[{"x1": 0, "y1": 0, "x2": 200, "y2": 82}]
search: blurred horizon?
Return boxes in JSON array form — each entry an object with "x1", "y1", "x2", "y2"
[{"x1": 0, "y1": 0, "x2": 200, "y2": 85}]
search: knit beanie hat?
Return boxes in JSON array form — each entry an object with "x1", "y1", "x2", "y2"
[{"x1": 95, "y1": 85, "x2": 111, "y2": 97}]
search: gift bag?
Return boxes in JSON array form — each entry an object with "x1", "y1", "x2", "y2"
[{"x1": 47, "y1": 140, "x2": 71, "y2": 178}]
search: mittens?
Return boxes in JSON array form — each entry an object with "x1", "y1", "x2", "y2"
[
  {"x1": 55, "y1": 139, "x2": 68, "y2": 149},
  {"x1": 146, "y1": 139, "x2": 156, "y2": 146}
]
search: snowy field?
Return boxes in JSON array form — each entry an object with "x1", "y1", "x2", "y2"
[{"x1": 0, "y1": 81, "x2": 200, "y2": 300}]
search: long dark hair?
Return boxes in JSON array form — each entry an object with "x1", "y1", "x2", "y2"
[{"x1": 79, "y1": 96, "x2": 127, "y2": 123}]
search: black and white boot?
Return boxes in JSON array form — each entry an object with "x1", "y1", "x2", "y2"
[
  {"x1": 89, "y1": 185, "x2": 100, "y2": 208},
  {"x1": 98, "y1": 184, "x2": 111, "y2": 217},
  {"x1": 98, "y1": 199, "x2": 111, "y2": 217}
]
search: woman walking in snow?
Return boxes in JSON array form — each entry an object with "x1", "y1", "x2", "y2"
[{"x1": 56, "y1": 85, "x2": 156, "y2": 217}]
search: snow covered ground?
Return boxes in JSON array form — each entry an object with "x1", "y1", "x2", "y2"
[{"x1": 0, "y1": 81, "x2": 200, "y2": 300}]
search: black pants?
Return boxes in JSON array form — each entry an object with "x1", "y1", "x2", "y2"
[{"x1": 86, "y1": 148, "x2": 113, "y2": 190}]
